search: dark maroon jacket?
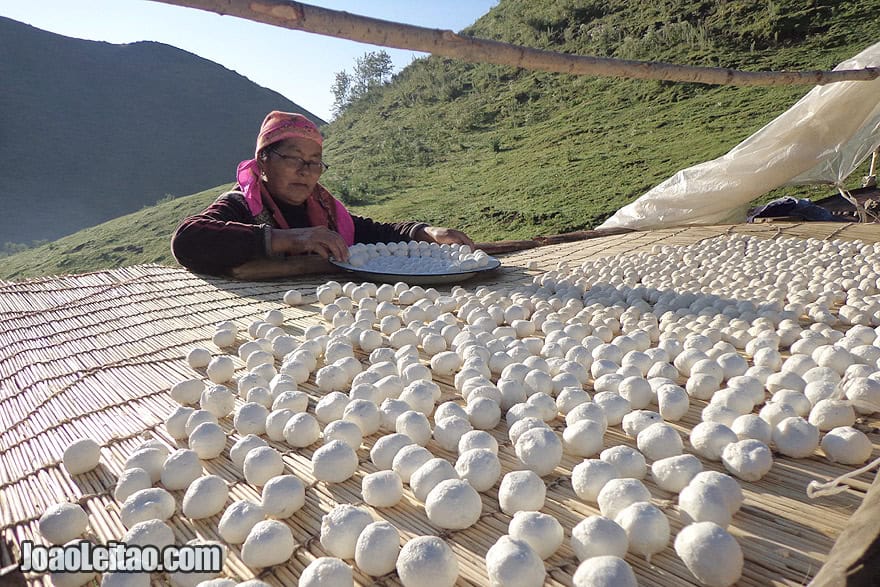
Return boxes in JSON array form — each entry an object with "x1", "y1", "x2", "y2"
[{"x1": 171, "y1": 190, "x2": 427, "y2": 276}]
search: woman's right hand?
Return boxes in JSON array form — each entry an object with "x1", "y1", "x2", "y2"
[{"x1": 270, "y1": 227, "x2": 350, "y2": 261}]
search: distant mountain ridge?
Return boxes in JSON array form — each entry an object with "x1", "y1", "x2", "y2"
[{"x1": 0, "y1": 16, "x2": 322, "y2": 244}]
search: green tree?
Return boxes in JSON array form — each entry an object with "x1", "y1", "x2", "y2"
[{"x1": 331, "y1": 50, "x2": 394, "y2": 117}]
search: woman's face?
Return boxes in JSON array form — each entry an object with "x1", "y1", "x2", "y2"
[{"x1": 260, "y1": 137, "x2": 324, "y2": 206}]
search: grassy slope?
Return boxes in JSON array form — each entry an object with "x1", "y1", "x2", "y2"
[
  {"x1": 2, "y1": 0, "x2": 878, "y2": 279},
  {"x1": 0, "y1": 187, "x2": 229, "y2": 280}
]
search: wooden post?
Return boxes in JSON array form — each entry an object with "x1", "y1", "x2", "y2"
[{"x1": 149, "y1": 0, "x2": 879, "y2": 86}]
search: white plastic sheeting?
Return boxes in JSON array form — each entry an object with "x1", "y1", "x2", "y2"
[{"x1": 599, "y1": 41, "x2": 880, "y2": 230}]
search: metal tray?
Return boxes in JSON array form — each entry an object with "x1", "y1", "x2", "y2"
[{"x1": 329, "y1": 257, "x2": 501, "y2": 285}]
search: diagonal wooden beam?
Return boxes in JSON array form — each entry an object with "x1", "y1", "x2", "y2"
[{"x1": 150, "y1": 0, "x2": 879, "y2": 86}]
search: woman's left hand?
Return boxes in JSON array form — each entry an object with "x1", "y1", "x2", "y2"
[{"x1": 419, "y1": 226, "x2": 475, "y2": 248}]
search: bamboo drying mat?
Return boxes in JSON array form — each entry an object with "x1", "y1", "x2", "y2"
[{"x1": 1, "y1": 222, "x2": 879, "y2": 587}]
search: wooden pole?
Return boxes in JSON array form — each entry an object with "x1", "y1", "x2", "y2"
[{"x1": 149, "y1": 0, "x2": 879, "y2": 86}]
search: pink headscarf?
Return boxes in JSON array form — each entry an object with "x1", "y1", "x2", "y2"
[{"x1": 237, "y1": 111, "x2": 355, "y2": 246}]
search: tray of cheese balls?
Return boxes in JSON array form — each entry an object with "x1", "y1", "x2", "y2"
[{"x1": 330, "y1": 241, "x2": 501, "y2": 284}]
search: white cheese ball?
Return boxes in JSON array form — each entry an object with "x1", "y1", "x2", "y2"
[
  {"x1": 185, "y1": 409, "x2": 217, "y2": 437},
  {"x1": 299, "y1": 557, "x2": 353, "y2": 587},
  {"x1": 571, "y1": 459, "x2": 618, "y2": 502},
  {"x1": 213, "y1": 328, "x2": 236, "y2": 348},
  {"x1": 809, "y1": 399, "x2": 856, "y2": 430},
  {"x1": 458, "y1": 430, "x2": 499, "y2": 455},
  {"x1": 637, "y1": 422, "x2": 683, "y2": 461},
  {"x1": 39, "y1": 503, "x2": 89, "y2": 544},
  {"x1": 315, "y1": 392, "x2": 351, "y2": 424},
  {"x1": 499, "y1": 470, "x2": 546, "y2": 514},
  {"x1": 563, "y1": 419, "x2": 605, "y2": 457},
  {"x1": 200, "y1": 384, "x2": 236, "y2": 419},
  {"x1": 114, "y1": 467, "x2": 152, "y2": 503},
  {"x1": 188, "y1": 422, "x2": 226, "y2": 460},
  {"x1": 674, "y1": 522, "x2": 743, "y2": 587},
  {"x1": 218, "y1": 500, "x2": 265, "y2": 544},
  {"x1": 120, "y1": 487, "x2": 176, "y2": 528},
  {"x1": 618, "y1": 376, "x2": 653, "y2": 409},
  {"x1": 689, "y1": 421, "x2": 738, "y2": 461},
  {"x1": 166, "y1": 406, "x2": 196, "y2": 440},
  {"x1": 599, "y1": 446, "x2": 646, "y2": 479},
  {"x1": 425, "y1": 479, "x2": 483, "y2": 530},
  {"x1": 508, "y1": 511, "x2": 563, "y2": 560},
  {"x1": 771, "y1": 390, "x2": 811, "y2": 417},
  {"x1": 312, "y1": 439, "x2": 359, "y2": 483},
  {"x1": 355, "y1": 520, "x2": 400, "y2": 577},
  {"x1": 245, "y1": 386, "x2": 274, "y2": 409},
  {"x1": 678, "y1": 482, "x2": 734, "y2": 528},
  {"x1": 572, "y1": 556, "x2": 637, "y2": 587},
  {"x1": 730, "y1": 414, "x2": 772, "y2": 444},
  {"x1": 243, "y1": 446, "x2": 283, "y2": 486},
  {"x1": 323, "y1": 419, "x2": 363, "y2": 450},
  {"x1": 515, "y1": 427, "x2": 563, "y2": 476},
  {"x1": 433, "y1": 416, "x2": 474, "y2": 452},
  {"x1": 370, "y1": 432, "x2": 414, "y2": 470},
  {"x1": 821, "y1": 426, "x2": 873, "y2": 464},
  {"x1": 773, "y1": 416, "x2": 820, "y2": 458},
  {"x1": 845, "y1": 377, "x2": 880, "y2": 414},
  {"x1": 614, "y1": 501, "x2": 669, "y2": 560},
  {"x1": 206, "y1": 356, "x2": 235, "y2": 384},
  {"x1": 411, "y1": 458, "x2": 459, "y2": 502},
  {"x1": 759, "y1": 401, "x2": 799, "y2": 428},
  {"x1": 182, "y1": 474, "x2": 228, "y2": 519},
  {"x1": 261, "y1": 475, "x2": 305, "y2": 519},
  {"x1": 657, "y1": 384, "x2": 690, "y2": 421},
  {"x1": 391, "y1": 444, "x2": 433, "y2": 483},
  {"x1": 455, "y1": 448, "x2": 501, "y2": 492},
  {"x1": 283, "y1": 289, "x2": 303, "y2": 306},
  {"x1": 241, "y1": 520, "x2": 295, "y2": 568},
  {"x1": 121, "y1": 519, "x2": 174, "y2": 549},
  {"x1": 721, "y1": 439, "x2": 773, "y2": 481},
  {"x1": 592, "y1": 392, "x2": 630, "y2": 426},
  {"x1": 362, "y1": 470, "x2": 404, "y2": 508},
  {"x1": 264, "y1": 409, "x2": 295, "y2": 442},
  {"x1": 650, "y1": 454, "x2": 702, "y2": 494},
  {"x1": 621, "y1": 410, "x2": 662, "y2": 437},
  {"x1": 486, "y1": 535, "x2": 546, "y2": 587},
  {"x1": 570, "y1": 516, "x2": 628, "y2": 561},
  {"x1": 396, "y1": 535, "x2": 459, "y2": 587},
  {"x1": 229, "y1": 434, "x2": 268, "y2": 469},
  {"x1": 283, "y1": 412, "x2": 321, "y2": 447},
  {"x1": 556, "y1": 387, "x2": 591, "y2": 415},
  {"x1": 320, "y1": 504, "x2": 373, "y2": 559},
  {"x1": 124, "y1": 446, "x2": 168, "y2": 483},
  {"x1": 187, "y1": 347, "x2": 212, "y2": 369},
  {"x1": 272, "y1": 389, "x2": 308, "y2": 412},
  {"x1": 62, "y1": 438, "x2": 101, "y2": 476},
  {"x1": 431, "y1": 351, "x2": 461, "y2": 376},
  {"x1": 597, "y1": 478, "x2": 651, "y2": 519},
  {"x1": 340, "y1": 399, "x2": 381, "y2": 436},
  {"x1": 690, "y1": 471, "x2": 743, "y2": 514},
  {"x1": 170, "y1": 378, "x2": 205, "y2": 406},
  {"x1": 161, "y1": 449, "x2": 203, "y2": 490}
]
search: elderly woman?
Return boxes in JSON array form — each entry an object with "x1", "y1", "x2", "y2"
[{"x1": 172, "y1": 111, "x2": 473, "y2": 276}]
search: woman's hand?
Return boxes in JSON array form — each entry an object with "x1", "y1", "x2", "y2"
[
  {"x1": 270, "y1": 227, "x2": 350, "y2": 261},
  {"x1": 417, "y1": 226, "x2": 475, "y2": 248}
]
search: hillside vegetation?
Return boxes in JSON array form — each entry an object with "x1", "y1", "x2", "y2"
[{"x1": 2, "y1": 0, "x2": 878, "y2": 280}]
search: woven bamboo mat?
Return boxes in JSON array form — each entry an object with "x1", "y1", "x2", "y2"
[{"x1": 1, "y1": 222, "x2": 878, "y2": 586}]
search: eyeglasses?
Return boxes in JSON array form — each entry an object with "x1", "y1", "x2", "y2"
[{"x1": 268, "y1": 148, "x2": 329, "y2": 173}]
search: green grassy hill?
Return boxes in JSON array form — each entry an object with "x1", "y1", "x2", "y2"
[{"x1": 2, "y1": 0, "x2": 878, "y2": 280}]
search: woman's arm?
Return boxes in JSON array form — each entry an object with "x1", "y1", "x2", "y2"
[{"x1": 171, "y1": 192, "x2": 268, "y2": 275}]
